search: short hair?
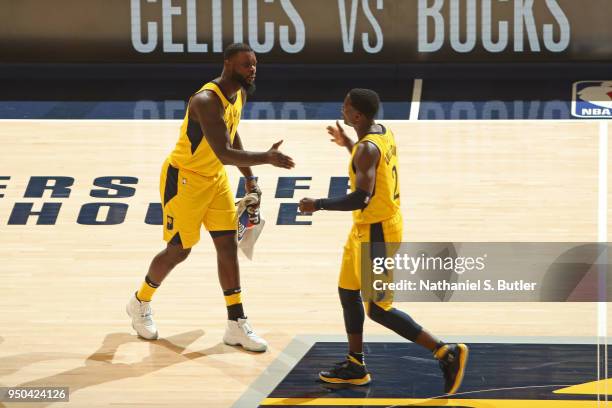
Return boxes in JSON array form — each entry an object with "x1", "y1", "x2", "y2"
[
  {"x1": 348, "y1": 88, "x2": 380, "y2": 120},
  {"x1": 224, "y1": 43, "x2": 254, "y2": 60}
]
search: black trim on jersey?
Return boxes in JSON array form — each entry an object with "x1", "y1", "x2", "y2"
[
  {"x1": 211, "y1": 80, "x2": 238, "y2": 104},
  {"x1": 186, "y1": 118, "x2": 204, "y2": 155},
  {"x1": 368, "y1": 124, "x2": 386, "y2": 135},
  {"x1": 369, "y1": 222, "x2": 386, "y2": 270},
  {"x1": 370, "y1": 222, "x2": 385, "y2": 243},
  {"x1": 163, "y1": 164, "x2": 179, "y2": 207},
  {"x1": 169, "y1": 232, "x2": 182, "y2": 246}
]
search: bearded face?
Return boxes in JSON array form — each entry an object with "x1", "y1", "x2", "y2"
[{"x1": 227, "y1": 51, "x2": 257, "y2": 95}]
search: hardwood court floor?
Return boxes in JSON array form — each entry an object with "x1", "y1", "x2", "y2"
[{"x1": 0, "y1": 120, "x2": 608, "y2": 407}]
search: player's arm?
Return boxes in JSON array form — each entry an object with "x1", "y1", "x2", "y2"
[
  {"x1": 233, "y1": 90, "x2": 260, "y2": 195},
  {"x1": 233, "y1": 91, "x2": 249, "y2": 169},
  {"x1": 327, "y1": 120, "x2": 355, "y2": 154},
  {"x1": 232, "y1": 132, "x2": 254, "y2": 178},
  {"x1": 299, "y1": 142, "x2": 379, "y2": 213},
  {"x1": 190, "y1": 91, "x2": 295, "y2": 169},
  {"x1": 232, "y1": 131, "x2": 260, "y2": 196}
]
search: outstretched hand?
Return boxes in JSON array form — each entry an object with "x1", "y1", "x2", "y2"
[
  {"x1": 327, "y1": 120, "x2": 350, "y2": 147},
  {"x1": 266, "y1": 140, "x2": 295, "y2": 169}
]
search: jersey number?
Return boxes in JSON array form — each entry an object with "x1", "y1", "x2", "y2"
[{"x1": 391, "y1": 165, "x2": 400, "y2": 200}]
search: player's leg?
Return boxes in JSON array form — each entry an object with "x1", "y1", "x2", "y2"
[
  {"x1": 127, "y1": 242, "x2": 191, "y2": 340},
  {"x1": 139, "y1": 240, "x2": 191, "y2": 300},
  {"x1": 318, "y1": 225, "x2": 371, "y2": 385},
  {"x1": 204, "y1": 171, "x2": 267, "y2": 352},
  {"x1": 127, "y1": 160, "x2": 202, "y2": 340},
  {"x1": 364, "y1": 221, "x2": 427, "y2": 344},
  {"x1": 364, "y1": 215, "x2": 468, "y2": 394},
  {"x1": 210, "y1": 230, "x2": 243, "y2": 319}
]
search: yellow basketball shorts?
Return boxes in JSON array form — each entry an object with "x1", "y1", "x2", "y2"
[
  {"x1": 159, "y1": 159, "x2": 237, "y2": 249},
  {"x1": 339, "y1": 212, "x2": 403, "y2": 310}
]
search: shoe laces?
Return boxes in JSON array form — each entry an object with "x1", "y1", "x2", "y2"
[
  {"x1": 333, "y1": 360, "x2": 350, "y2": 370},
  {"x1": 440, "y1": 351, "x2": 455, "y2": 366},
  {"x1": 238, "y1": 319, "x2": 254, "y2": 336},
  {"x1": 138, "y1": 302, "x2": 153, "y2": 323},
  {"x1": 328, "y1": 359, "x2": 354, "y2": 376}
]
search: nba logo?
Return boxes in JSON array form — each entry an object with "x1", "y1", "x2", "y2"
[{"x1": 572, "y1": 81, "x2": 612, "y2": 118}]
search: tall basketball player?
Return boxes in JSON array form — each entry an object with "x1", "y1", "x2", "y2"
[
  {"x1": 299, "y1": 89, "x2": 468, "y2": 393},
  {"x1": 127, "y1": 43, "x2": 294, "y2": 352}
]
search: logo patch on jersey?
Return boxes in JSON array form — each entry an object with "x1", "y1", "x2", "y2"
[
  {"x1": 166, "y1": 215, "x2": 174, "y2": 230},
  {"x1": 572, "y1": 81, "x2": 612, "y2": 118}
]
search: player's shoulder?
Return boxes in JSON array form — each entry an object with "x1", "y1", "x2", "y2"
[
  {"x1": 192, "y1": 88, "x2": 222, "y2": 106},
  {"x1": 190, "y1": 89, "x2": 224, "y2": 117},
  {"x1": 354, "y1": 139, "x2": 381, "y2": 162}
]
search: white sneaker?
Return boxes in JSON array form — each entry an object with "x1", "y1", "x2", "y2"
[
  {"x1": 126, "y1": 293, "x2": 158, "y2": 340},
  {"x1": 223, "y1": 318, "x2": 268, "y2": 352}
]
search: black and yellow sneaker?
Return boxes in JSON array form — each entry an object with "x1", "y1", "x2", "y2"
[
  {"x1": 434, "y1": 343, "x2": 469, "y2": 395},
  {"x1": 318, "y1": 356, "x2": 372, "y2": 385}
]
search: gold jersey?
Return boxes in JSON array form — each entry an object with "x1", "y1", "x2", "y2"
[
  {"x1": 169, "y1": 81, "x2": 244, "y2": 176},
  {"x1": 349, "y1": 124, "x2": 401, "y2": 225}
]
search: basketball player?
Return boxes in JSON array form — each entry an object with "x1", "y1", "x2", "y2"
[
  {"x1": 299, "y1": 89, "x2": 468, "y2": 393},
  {"x1": 127, "y1": 43, "x2": 294, "y2": 352}
]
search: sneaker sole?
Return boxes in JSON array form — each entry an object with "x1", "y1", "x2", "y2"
[
  {"x1": 223, "y1": 338, "x2": 267, "y2": 352},
  {"x1": 126, "y1": 304, "x2": 159, "y2": 340},
  {"x1": 447, "y1": 344, "x2": 469, "y2": 395},
  {"x1": 318, "y1": 373, "x2": 371, "y2": 386}
]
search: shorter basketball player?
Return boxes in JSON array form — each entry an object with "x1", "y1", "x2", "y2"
[{"x1": 299, "y1": 89, "x2": 468, "y2": 394}]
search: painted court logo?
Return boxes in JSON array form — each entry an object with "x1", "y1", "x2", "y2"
[{"x1": 572, "y1": 81, "x2": 612, "y2": 118}]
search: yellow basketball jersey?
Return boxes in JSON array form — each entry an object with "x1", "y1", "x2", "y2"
[
  {"x1": 349, "y1": 124, "x2": 401, "y2": 225},
  {"x1": 169, "y1": 81, "x2": 243, "y2": 176}
]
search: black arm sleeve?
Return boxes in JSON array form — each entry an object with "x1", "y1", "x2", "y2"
[{"x1": 315, "y1": 189, "x2": 371, "y2": 211}]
